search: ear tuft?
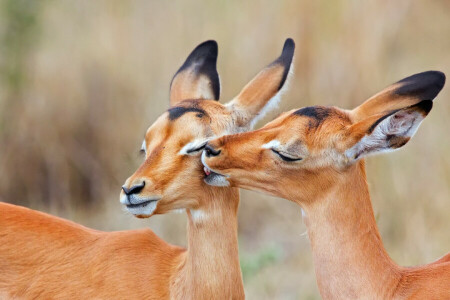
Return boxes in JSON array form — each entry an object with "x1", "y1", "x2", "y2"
[
  {"x1": 169, "y1": 40, "x2": 220, "y2": 106},
  {"x1": 271, "y1": 38, "x2": 295, "y2": 90},
  {"x1": 394, "y1": 71, "x2": 445, "y2": 101}
]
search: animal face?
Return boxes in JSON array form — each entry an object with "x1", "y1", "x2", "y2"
[
  {"x1": 202, "y1": 71, "x2": 445, "y2": 203},
  {"x1": 121, "y1": 39, "x2": 295, "y2": 217}
]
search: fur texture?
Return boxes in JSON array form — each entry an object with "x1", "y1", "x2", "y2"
[{"x1": 203, "y1": 71, "x2": 449, "y2": 299}]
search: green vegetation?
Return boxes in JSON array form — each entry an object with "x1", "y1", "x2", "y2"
[{"x1": 240, "y1": 245, "x2": 282, "y2": 281}]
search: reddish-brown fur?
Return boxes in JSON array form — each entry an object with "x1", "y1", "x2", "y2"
[
  {"x1": 203, "y1": 71, "x2": 449, "y2": 299},
  {"x1": 0, "y1": 39, "x2": 295, "y2": 299},
  {"x1": 0, "y1": 202, "x2": 182, "y2": 299}
]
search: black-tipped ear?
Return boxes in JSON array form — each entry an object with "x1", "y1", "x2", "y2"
[
  {"x1": 270, "y1": 38, "x2": 295, "y2": 91},
  {"x1": 346, "y1": 100, "x2": 433, "y2": 161},
  {"x1": 352, "y1": 71, "x2": 445, "y2": 122},
  {"x1": 394, "y1": 71, "x2": 446, "y2": 100},
  {"x1": 227, "y1": 38, "x2": 295, "y2": 128},
  {"x1": 169, "y1": 40, "x2": 220, "y2": 106}
]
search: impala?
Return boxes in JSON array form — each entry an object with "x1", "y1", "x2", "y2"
[
  {"x1": 202, "y1": 71, "x2": 450, "y2": 299},
  {"x1": 0, "y1": 39, "x2": 295, "y2": 299}
]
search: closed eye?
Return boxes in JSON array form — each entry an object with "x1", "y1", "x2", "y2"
[
  {"x1": 271, "y1": 149, "x2": 302, "y2": 162},
  {"x1": 186, "y1": 143, "x2": 207, "y2": 154}
]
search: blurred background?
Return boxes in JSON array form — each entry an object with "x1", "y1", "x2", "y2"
[{"x1": 1, "y1": 0, "x2": 449, "y2": 298}]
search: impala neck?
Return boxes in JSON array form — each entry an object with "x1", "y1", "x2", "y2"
[
  {"x1": 172, "y1": 187, "x2": 244, "y2": 300},
  {"x1": 303, "y1": 161, "x2": 401, "y2": 299}
]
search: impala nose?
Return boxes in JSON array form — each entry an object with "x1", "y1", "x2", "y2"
[
  {"x1": 122, "y1": 181, "x2": 145, "y2": 195},
  {"x1": 204, "y1": 144, "x2": 221, "y2": 157}
]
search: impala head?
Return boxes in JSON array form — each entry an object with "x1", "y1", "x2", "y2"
[
  {"x1": 203, "y1": 71, "x2": 446, "y2": 202},
  {"x1": 121, "y1": 39, "x2": 295, "y2": 217}
]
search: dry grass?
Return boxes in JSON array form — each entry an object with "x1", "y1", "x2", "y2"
[{"x1": 1, "y1": 0, "x2": 449, "y2": 298}]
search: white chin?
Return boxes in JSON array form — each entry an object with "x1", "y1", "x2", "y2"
[
  {"x1": 204, "y1": 173, "x2": 229, "y2": 187},
  {"x1": 125, "y1": 200, "x2": 158, "y2": 217}
]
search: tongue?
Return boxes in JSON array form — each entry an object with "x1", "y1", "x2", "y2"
[{"x1": 204, "y1": 167, "x2": 211, "y2": 176}]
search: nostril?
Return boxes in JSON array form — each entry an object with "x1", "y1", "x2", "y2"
[
  {"x1": 122, "y1": 181, "x2": 146, "y2": 195},
  {"x1": 205, "y1": 145, "x2": 221, "y2": 157}
]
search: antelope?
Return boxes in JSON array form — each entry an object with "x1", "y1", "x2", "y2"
[
  {"x1": 202, "y1": 71, "x2": 450, "y2": 299},
  {"x1": 0, "y1": 38, "x2": 295, "y2": 299}
]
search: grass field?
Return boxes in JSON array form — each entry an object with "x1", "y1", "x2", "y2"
[{"x1": 1, "y1": 1, "x2": 449, "y2": 298}]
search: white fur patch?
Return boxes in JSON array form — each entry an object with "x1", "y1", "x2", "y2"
[
  {"x1": 190, "y1": 209, "x2": 209, "y2": 222},
  {"x1": 201, "y1": 153, "x2": 230, "y2": 187},
  {"x1": 345, "y1": 109, "x2": 425, "y2": 160},
  {"x1": 248, "y1": 93, "x2": 281, "y2": 129},
  {"x1": 179, "y1": 139, "x2": 209, "y2": 155},
  {"x1": 301, "y1": 208, "x2": 307, "y2": 218},
  {"x1": 141, "y1": 140, "x2": 146, "y2": 154},
  {"x1": 205, "y1": 173, "x2": 230, "y2": 187},
  {"x1": 262, "y1": 140, "x2": 281, "y2": 149},
  {"x1": 249, "y1": 63, "x2": 293, "y2": 129},
  {"x1": 225, "y1": 62, "x2": 294, "y2": 131}
]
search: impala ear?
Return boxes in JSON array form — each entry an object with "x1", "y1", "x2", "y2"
[
  {"x1": 344, "y1": 100, "x2": 433, "y2": 161},
  {"x1": 227, "y1": 38, "x2": 295, "y2": 128},
  {"x1": 351, "y1": 71, "x2": 445, "y2": 122},
  {"x1": 169, "y1": 40, "x2": 220, "y2": 106}
]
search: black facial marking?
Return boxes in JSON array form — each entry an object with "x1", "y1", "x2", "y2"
[
  {"x1": 294, "y1": 106, "x2": 330, "y2": 119},
  {"x1": 168, "y1": 106, "x2": 207, "y2": 121},
  {"x1": 171, "y1": 40, "x2": 220, "y2": 100},
  {"x1": 394, "y1": 71, "x2": 445, "y2": 101},
  {"x1": 293, "y1": 106, "x2": 333, "y2": 129},
  {"x1": 269, "y1": 38, "x2": 295, "y2": 90}
]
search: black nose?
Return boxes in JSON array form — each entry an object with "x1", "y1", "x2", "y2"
[
  {"x1": 122, "y1": 181, "x2": 145, "y2": 195},
  {"x1": 204, "y1": 145, "x2": 221, "y2": 157}
]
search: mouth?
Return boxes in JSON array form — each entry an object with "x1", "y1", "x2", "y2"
[
  {"x1": 203, "y1": 166, "x2": 229, "y2": 187},
  {"x1": 122, "y1": 196, "x2": 161, "y2": 217},
  {"x1": 125, "y1": 199, "x2": 158, "y2": 209}
]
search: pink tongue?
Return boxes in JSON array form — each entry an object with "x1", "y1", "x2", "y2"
[{"x1": 204, "y1": 168, "x2": 211, "y2": 176}]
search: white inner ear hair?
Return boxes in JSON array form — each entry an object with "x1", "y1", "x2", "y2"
[
  {"x1": 249, "y1": 63, "x2": 294, "y2": 129},
  {"x1": 345, "y1": 110, "x2": 424, "y2": 160}
]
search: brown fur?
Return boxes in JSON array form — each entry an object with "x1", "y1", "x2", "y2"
[
  {"x1": 0, "y1": 202, "x2": 182, "y2": 299},
  {"x1": 0, "y1": 39, "x2": 295, "y2": 299},
  {"x1": 170, "y1": 75, "x2": 216, "y2": 105},
  {"x1": 204, "y1": 71, "x2": 449, "y2": 299}
]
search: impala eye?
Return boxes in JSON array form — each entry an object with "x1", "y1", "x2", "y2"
[
  {"x1": 186, "y1": 143, "x2": 207, "y2": 154},
  {"x1": 271, "y1": 149, "x2": 302, "y2": 162}
]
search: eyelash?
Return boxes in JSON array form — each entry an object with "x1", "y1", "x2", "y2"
[
  {"x1": 271, "y1": 149, "x2": 302, "y2": 162},
  {"x1": 186, "y1": 143, "x2": 207, "y2": 154}
]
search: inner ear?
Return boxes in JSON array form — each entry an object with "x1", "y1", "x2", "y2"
[
  {"x1": 169, "y1": 40, "x2": 220, "y2": 106},
  {"x1": 345, "y1": 100, "x2": 432, "y2": 160}
]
